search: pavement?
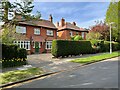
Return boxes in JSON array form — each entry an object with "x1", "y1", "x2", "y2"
[
  {"x1": 12, "y1": 57, "x2": 119, "y2": 88},
  {"x1": 2, "y1": 53, "x2": 104, "y2": 73}
]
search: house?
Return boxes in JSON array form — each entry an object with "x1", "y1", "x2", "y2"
[
  {"x1": 57, "y1": 18, "x2": 88, "y2": 40},
  {"x1": 14, "y1": 15, "x2": 57, "y2": 54}
]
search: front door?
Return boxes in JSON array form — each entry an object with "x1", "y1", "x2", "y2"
[{"x1": 35, "y1": 42, "x2": 39, "y2": 53}]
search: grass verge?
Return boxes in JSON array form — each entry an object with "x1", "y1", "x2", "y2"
[
  {"x1": 0, "y1": 67, "x2": 43, "y2": 85},
  {"x1": 71, "y1": 51, "x2": 120, "y2": 64}
]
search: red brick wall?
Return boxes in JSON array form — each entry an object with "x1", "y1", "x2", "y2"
[
  {"x1": 19, "y1": 25, "x2": 57, "y2": 54},
  {"x1": 58, "y1": 30, "x2": 85, "y2": 40}
]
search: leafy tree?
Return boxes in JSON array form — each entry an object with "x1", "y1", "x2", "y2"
[
  {"x1": 90, "y1": 21, "x2": 109, "y2": 40},
  {"x1": 86, "y1": 32, "x2": 102, "y2": 40},
  {"x1": 105, "y1": 1, "x2": 119, "y2": 42}
]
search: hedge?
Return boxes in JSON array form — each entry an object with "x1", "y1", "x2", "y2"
[
  {"x1": 1, "y1": 44, "x2": 27, "y2": 68},
  {"x1": 90, "y1": 40, "x2": 120, "y2": 53},
  {"x1": 51, "y1": 40, "x2": 93, "y2": 58}
]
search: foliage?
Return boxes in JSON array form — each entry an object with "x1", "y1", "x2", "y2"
[
  {"x1": 105, "y1": 1, "x2": 119, "y2": 42},
  {"x1": 89, "y1": 40, "x2": 120, "y2": 53},
  {"x1": 2, "y1": 44, "x2": 27, "y2": 68},
  {"x1": 71, "y1": 51, "x2": 120, "y2": 64},
  {"x1": 0, "y1": 67, "x2": 43, "y2": 84},
  {"x1": 51, "y1": 40, "x2": 93, "y2": 58},
  {"x1": 71, "y1": 35, "x2": 83, "y2": 41},
  {"x1": 90, "y1": 21, "x2": 109, "y2": 40},
  {"x1": 86, "y1": 32, "x2": 102, "y2": 40}
]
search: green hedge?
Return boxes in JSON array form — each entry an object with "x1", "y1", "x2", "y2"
[
  {"x1": 2, "y1": 44, "x2": 27, "y2": 68},
  {"x1": 52, "y1": 40, "x2": 93, "y2": 58},
  {"x1": 90, "y1": 40, "x2": 120, "y2": 52}
]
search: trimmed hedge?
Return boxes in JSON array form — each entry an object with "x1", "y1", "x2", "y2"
[
  {"x1": 52, "y1": 40, "x2": 93, "y2": 58},
  {"x1": 1, "y1": 44, "x2": 27, "y2": 68}
]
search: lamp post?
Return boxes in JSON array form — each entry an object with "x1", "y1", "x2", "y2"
[{"x1": 109, "y1": 22, "x2": 114, "y2": 54}]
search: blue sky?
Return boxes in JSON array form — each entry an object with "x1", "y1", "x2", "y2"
[{"x1": 32, "y1": 2, "x2": 110, "y2": 28}]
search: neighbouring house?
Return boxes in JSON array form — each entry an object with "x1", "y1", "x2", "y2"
[
  {"x1": 14, "y1": 14, "x2": 57, "y2": 54},
  {"x1": 57, "y1": 18, "x2": 88, "y2": 40}
]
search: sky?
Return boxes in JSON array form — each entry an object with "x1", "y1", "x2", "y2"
[
  {"x1": 32, "y1": 2, "x2": 110, "y2": 28},
  {"x1": 7, "y1": 0, "x2": 111, "y2": 28}
]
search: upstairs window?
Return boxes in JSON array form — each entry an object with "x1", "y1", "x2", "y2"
[
  {"x1": 70, "y1": 31, "x2": 73, "y2": 37},
  {"x1": 82, "y1": 32, "x2": 84, "y2": 38},
  {"x1": 47, "y1": 30, "x2": 53, "y2": 36},
  {"x1": 16, "y1": 26, "x2": 26, "y2": 34},
  {"x1": 34, "y1": 28, "x2": 40, "y2": 35}
]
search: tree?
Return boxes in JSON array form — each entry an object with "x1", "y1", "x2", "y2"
[
  {"x1": 90, "y1": 21, "x2": 109, "y2": 40},
  {"x1": 105, "y1": 1, "x2": 119, "y2": 42},
  {"x1": 86, "y1": 32, "x2": 102, "y2": 40},
  {"x1": 71, "y1": 35, "x2": 83, "y2": 41}
]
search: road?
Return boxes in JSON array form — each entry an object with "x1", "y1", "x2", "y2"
[{"x1": 13, "y1": 57, "x2": 119, "y2": 88}]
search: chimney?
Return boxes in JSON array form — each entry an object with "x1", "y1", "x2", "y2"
[
  {"x1": 57, "y1": 22, "x2": 59, "y2": 27},
  {"x1": 49, "y1": 14, "x2": 53, "y2": 22},
  {"x1": 73, "y1": 22, "x2": 76, "y2": 26},
  {"x1": 61, "y1": 18, "x2": 65, "y2": 27}
]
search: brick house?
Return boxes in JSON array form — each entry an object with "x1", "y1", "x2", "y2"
[
  {"x1": 14, "y1": 15, "x2": 57, "y2": 54},
  {"x1": 57, "y1": 18, "x2": 88, "y2": 40}
]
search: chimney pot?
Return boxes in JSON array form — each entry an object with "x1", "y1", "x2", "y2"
[
  {"x1": 49, "y1": 14, "x2": 53, "y2": 22},
  {"x1": 73, "y1": 22, "x2": 76, "y2": 26},
  {"x1": 57, "y1": 22, "x2": 59, "y2": 27},
  {"x1": 61, "y1": 18, "x2": 65, "y2": 27}
]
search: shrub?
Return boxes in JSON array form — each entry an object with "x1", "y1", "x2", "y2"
[
  {"x1": 2, "y1": 44, "x2": 27, "y2": 68},
  {"x1": 52, "y1": 40, "x2": 93, "y2": 58},
  {"x1": 18, "y1": 48, "x2": 27, "y2": 60},
  {"x1": 90, "y1": 40, "x2": 120, "y2": 53}
]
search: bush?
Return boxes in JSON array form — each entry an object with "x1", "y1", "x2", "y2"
[
  {"x1": 90, "y1": 40, "x2": 120, "y2": 53},
  {"x1": 52, "y1": 40, "x2": 93, "y2": 58},
  {"x1": 2, "y1": 44, "x2": 27, "y2": 68}
]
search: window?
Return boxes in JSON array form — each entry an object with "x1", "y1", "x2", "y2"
[
  {"x1": 16, "y1": 26, "x2": 26, "y2": 34},
  {"x1": 57, "y1": 32, "x2": 59, "y2": 36},
  {"x1": 76, "y1": 32, "x2": 79, "y2": 35},
  {"x1": 34, "y1": 28, "x2": 40, "y2": 35},
  {"x1": 81, "y1": 32, "x2": 84, "y2": 38},
  {"x1": 13, "y1": 41, "x2": 30, "y2": 50},
  {"x1": 46, "y1": 41, "x2": 52, "y2": 49},
  {"x1": 70, "y1": 31, "x2": 73, "y2": 37},
  {"x1": 47, "y1": 30, "x2": 53, "y2": 36},
  {"x1": 33, "y1": 42, "x2": 41, "y2": 48}
]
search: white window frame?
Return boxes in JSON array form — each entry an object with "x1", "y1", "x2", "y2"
[
  {"x1": 70, "y1": 31, "x2": 73, "y2": 37},
  {"x1": 46, "y1": 41, "x2": 52, "y2": 49},
  {"x1": 13, "y1": 41, "x2": 30, "y2": 50},
  {"x1": 16, "y1": 26, "x2": 26, "y2": 34},
  {"x1": 34, "y1": 28, "x2": 40, "y2": 35},
  {"x1": 81, "y1": 32, "x2": 84, "y2": 38},
  {"x1": 47, "y1": 30, "x2": 53, "y2": 36}
]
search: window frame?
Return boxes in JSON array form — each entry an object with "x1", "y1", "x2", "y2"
[
  {"x1": 46, "y1": 41, "x2": 52, "y2": 49},
  {"x1": 34, "y1": 28, "x2": 40, "y2": 35},
  {"x1": 70, "y1": 31, "x2": 73, "y2": 37},
  {"x1": 16, "y1": 26, "x2": 26, "y2": 34},
  {"x1": 13, "y1": 41, "x2": 30, "y2": 50},
  {"x1": 47, "y1": 30, "x2": 54, "y2": 36}
]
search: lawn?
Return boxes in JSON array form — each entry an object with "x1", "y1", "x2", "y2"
[
  {"x1": 71, "y1": 51, "x2": 120, "y2": 64},
  {"x1": 0, "y1": 67, "x2": 44, "y2": 85}
]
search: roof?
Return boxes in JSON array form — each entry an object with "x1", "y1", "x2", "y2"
[
  {"x1": 58, "y1": 22, "x2": 88, "y2": 32},
  {"x1": 14, "y1": 15, "x2": 57, "y2": 29},
  {"x1": 18, "y1": 20, "x2": 57, "y2": 29}
]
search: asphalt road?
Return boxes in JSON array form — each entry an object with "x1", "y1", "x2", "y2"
[{"x1": 14, "y1": 57, "x2": 118, "y2": 88}]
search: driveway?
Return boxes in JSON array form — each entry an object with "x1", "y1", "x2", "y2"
[{"x1": 13, "y1": 57, "x2": 119, "y2": 88}]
